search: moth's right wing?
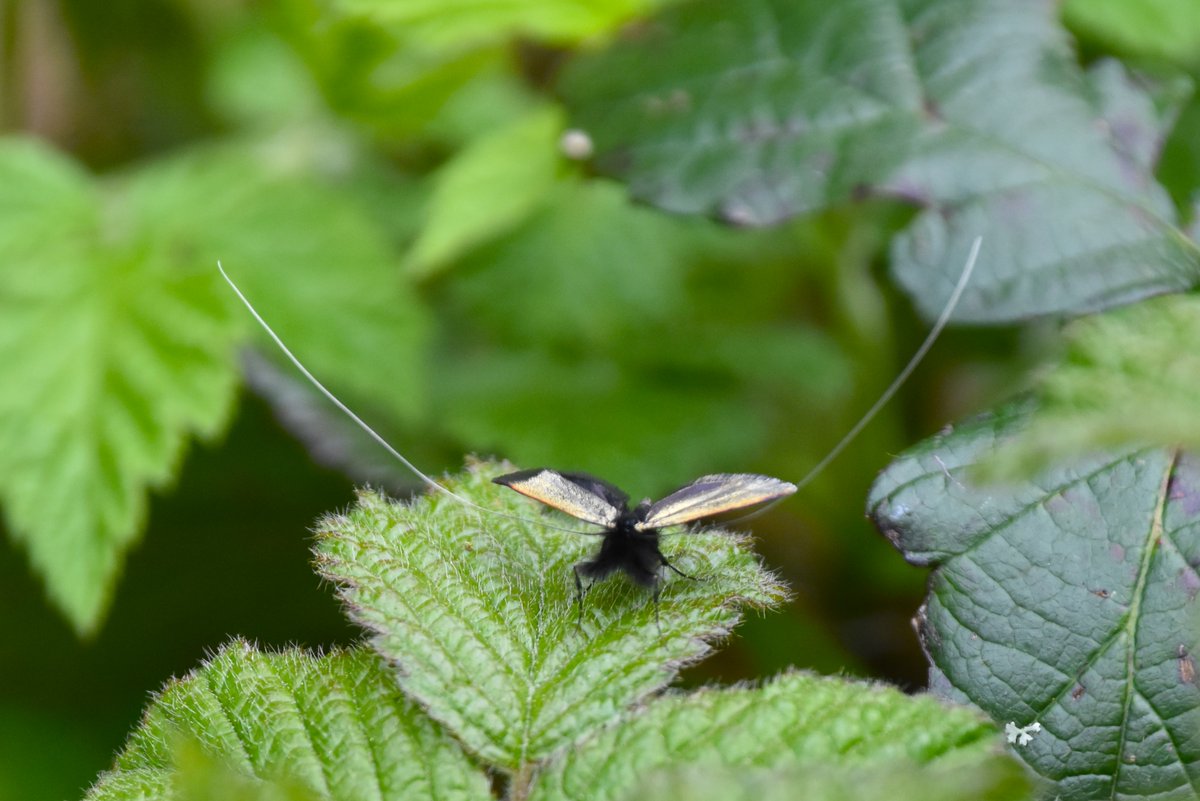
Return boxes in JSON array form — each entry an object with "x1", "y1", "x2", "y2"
[
  {"x1": 639, "y1": 473, "x2": 796, "y2": 529},
  {"x1": 492, "y1": 468, "x2": 624, "y2": 528}
]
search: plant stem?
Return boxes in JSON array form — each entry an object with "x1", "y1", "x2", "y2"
[{"x1": 509, "y1": 762, "x2": 534, "y2": 801}]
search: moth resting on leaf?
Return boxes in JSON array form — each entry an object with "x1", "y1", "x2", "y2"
[
  {"x1": 219, "y1": 237, "x2": 978, "y2": 627},
  {"x1": 493, "y1": 468, "x2": 796, "y2": 618}
]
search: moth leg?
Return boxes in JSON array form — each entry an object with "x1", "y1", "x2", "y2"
[
  {"x1": 572, "y1": 563, "x2": 591, "y2": 629},
  {"x1": 651, "y1": 578, "x2": 662, "y2": 635},
  {"x1": 659, "y1": 551, "x2": 698, "y2": 581}
]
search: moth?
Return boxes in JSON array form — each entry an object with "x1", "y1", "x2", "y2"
[
  {"x1": 493, "y1": 468, "x2": 796, "y2": 619},
  {"x1": 218, "y1": 236, "x2": 978, "y2": 627}
]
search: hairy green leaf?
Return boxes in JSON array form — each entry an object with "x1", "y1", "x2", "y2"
[
  {"x1": 0, "y1": 137, "x2": 428, "y2": 633},
  {"x1": 103, "y1": 738, "x2": 323, "y2": 801},
  {"x1": 0, "y1": 138, "x2": 241, "y2": 634},
  {"x1": 407, "y1": 107, "x2": 564, "y2": 279},
  {"x1": 127, "y1": 144, "x2": 431, "y2": 424},
  {"x1": 868, "y1": 405, "x2": 1200, "y2": 800},
  {"x1": 620, "y1": 759, "x2": 1030, "y2": 801},
  {"x1": 561, "y1": 0, "x2": 1200, "y2": 322},
  {"x1": 315, "y1": 462, "x2": 787, "y2": 768},
  {"x1": 530, "y1": 671, "x2": 1016, "y2": 801},
  {"x1": 990, "y1": 294, "x2": 1200, "y2": 475},
  {"x1": 85, "y1": 641, "x2": 490, "y2": 801}
]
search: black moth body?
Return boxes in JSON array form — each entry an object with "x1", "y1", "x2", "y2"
[{"x1": 492, "y1": 468, "x2": 796, "y2": 622}]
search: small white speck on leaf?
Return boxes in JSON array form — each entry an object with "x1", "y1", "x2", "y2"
[{"x1": 1005, "y1": 721, "x2": 1041, "y2": 746}]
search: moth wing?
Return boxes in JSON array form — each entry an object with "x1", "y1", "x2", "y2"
[
  {"x1": 556, "y1": 471, "x2": 630, "y2": 510},
  {"x1": 492, "y1": 468, "x2": 623, "y2": 528},
  {"x1": 638, "y1": 473, "x2": 796, "y2": 529}
]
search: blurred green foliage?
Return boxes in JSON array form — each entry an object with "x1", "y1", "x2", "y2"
[{"x1": 1, "y1": 0, "x2": 1199, "y2": 798}]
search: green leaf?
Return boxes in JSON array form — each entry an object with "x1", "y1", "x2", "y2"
[
  {"x1": 989, "y1": 294, "x2": 1200, "y2": 475},
  {"x1": 529, "y1": 671, "x2": 1018, "y2": 801},
  {"x1": 273, "y1": 0, "x2": 505, "y2": 139},
  {"x1": 144, "y1": 739, "x2": 324, "y2": 801},
  {"x1": 314, "y1": 463, "x2": 787, "y2": 768},
  {"x1": 331, "y1": 0, "x2": 661, "y2": 48},
  {"x1": 561, "y1": 0, "x2": 1200, "y2": 322},
  {"x1": 125, "y1": 143, "x2": 431, "y2": 424},
  {"x1": 0, "y1": 135, "x2": 429, "y2": 633},
  {"x1": 407, "y1": 107, "x2": 564, "y2": 279},
  {"x1": 618, "y1": 758, "x2": 1030, "y2": 801},
  {"x1": 868, "y1": 404, "x2": 1200, "y2": 800},
  {"x1": 208, "y1": 26, "x2": 323, "y2": 129},
  {"x1": 1064, "y1": 0, "x2": 1200, "y2": 67},
  {"x1": 442, "y1": 179, "x2": 694, "y2": 345},
  {"x1": 0, "y1": 137, "x2": 241, "y2": 634},
  {"x1": 85, "y1": 641, "x2": 491, "y2": 801}
]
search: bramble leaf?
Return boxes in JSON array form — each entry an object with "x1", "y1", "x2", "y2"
[
  {"x1": 0, "y1": 138, "x2": 241, "y2": 634},
  {"x1": 1064, "y1": 0, "x2": 1200, "y2": 66},
  {"x1": 96, "y1": 738, "x2": 323, "y2": 801},
  {"x1": 868, "y1": 405, "x2": 1200, "y2": 800},
  {"x1": 529, "y1": 671, "x2": 1022, "y2": 801},
  {"x1": 619, "y1": 760, "x2": 1030, "y2": 801},
  {"x1": 331, "y1": 0, "x2": 661, "y2": 48},
  {"x1": 561, "y1": 0, "x2": 1200, "y2": 322},
  {"x1": 127, "y1": 144, "x2": 431, "y2": 424},
  {"x1": 989, "y1": 294, "x2": 1200, "y2": 474},
  {"x1": 84, "y1": 641, "x2": 491, "y2": 801},
  {"x1": 314, "y1": 462, "x2": 787, "y2": 768},
  {"x1": 406, "y1": 107, "x2": 564, "y2": 279},
  {"x1": 0, "y1": 137, "x2": 428, "y2": 634},
  {"x1": 279, "y1": 0, "x2": 648, "y2": 142}
]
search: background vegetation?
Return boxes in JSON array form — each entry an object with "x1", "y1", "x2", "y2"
[{"x1": 1, "y1": 0, "x2": 1198, "y2": 799}]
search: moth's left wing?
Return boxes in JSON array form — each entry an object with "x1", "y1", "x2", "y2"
[
  {"x1": 493, "y1": 468, "x2": 623, "y2": 528},
  {"x1": 638, "y1": 473, "x2": 796, "y2": 529}
]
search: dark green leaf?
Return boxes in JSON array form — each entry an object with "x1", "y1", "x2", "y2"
[
  {"x1": 868, "y1": 405, "x2": 1200, "y2": 800},
  {"x1": 562, "y1": 0, "x2": 1200, "y2": 322}
]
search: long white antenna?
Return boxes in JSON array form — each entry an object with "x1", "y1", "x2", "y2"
[
  {"x1": 222, "y1": 236, "x2": 979, "y2": 531},
  {"x1": 218, "y1": 263, "x2": 598, "y2": 536},
  {"x1": 793, "y1": 235, "x2": 982, "y2": 493},
  {"x1": 723, "y1": 236, "x2": 982, "y2": 526}
]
